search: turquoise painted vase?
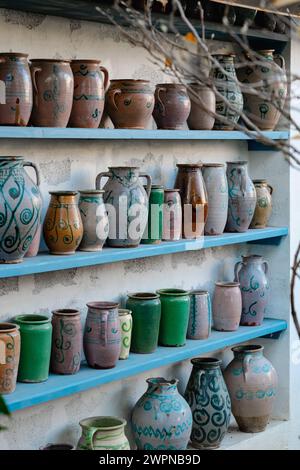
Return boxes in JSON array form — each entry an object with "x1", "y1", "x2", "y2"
[
  {"x1": 131, "y1": 377, "x2": 192, "y2": 450},
  {"x1": 187, "y1": 290, "x2": 212, "y2": 340},
  {"x1": 0, "y1": 157, "x2": 42, "y2": 263},
  {"x1": 184, "y1": 358, "x2": 231, "y2": 449},
  {"x1": 77, "y1": 416, "x2": 130, "y2": 450},
  {"x1": 226, "y1": 161, "x2": 257, "y2": 233}
]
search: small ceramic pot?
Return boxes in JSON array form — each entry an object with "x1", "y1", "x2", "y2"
[
  {"x1": 212, "y1": 282, "x2": 242, "y2": 331},
  {"x1": 187, "y1": 84, "x2": 215, "y2": 130},
  {"x1": 118, "y1": 309, "x2": 132, "y2": 360},
  {"x1": 202, "y1": 163, "x2": 228, "y2": 236},
  {"x1": 157, "y1": 289, "x2": 190, "y2": 347},
  {"x1": 78, "y1": 190, "x2": 109, "y2": 252},
  {"x1": 142, "y1": 185, "x2": 164, "y2": 244},
  {"x1": 153, "y1": 84, "x2": 191, "y2": 130},
  {"x1": 250, "y1": 180, "x2": 273, "y2": 229},
  {"x1": 0, "y1": 323, "x2": 20, "y2": 394},
  {"x1": 162, "y1": 189, "x2": 182, "y2": 241},
  {"x1": 77, "y1": 416, "x2": 130, "y2": 450},
  {"x1": 187, "y1": 290, "x2": 212, "y2": 340}
]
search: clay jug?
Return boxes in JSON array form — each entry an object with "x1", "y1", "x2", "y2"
[
  {"x1": 132, "y1": 378, "x2": 192, "y2": 450},
  {"x1": 213, "y1": 282, "x2": 242, "y2": 331},
  {"x1": 202, "y1": 163, "x2": 228, "y2": 235},
  {"x1": 226, "y1": 161, "x2": 257, "y2": 233},
  {"x1": 84, "y1": 302, "x2": 121, "y2": 369},
  {"x1": 175, "y1": 164, "x2": 208, "y2": 239},
  {"x1": 43, "y1": 191, "x2": 83, "y2": 255},
  {"x1": 30, "y1": 59, "x2": 74, "y2": 127},
  {"x1": 153, "y1": 84, "x2": 191, "y2": 130},
  {"x1": 187, "y1": 84, "x2": 215, "y2": 130},
  {"x1": 162, "y1": 189, "x2": 182, "y2": 241},
  {"x1": 0, "y1": 156, "x2": 42, "y2": 263},
  {"x1": 0, "y1": 323, "x2": 20, "y2": 394},
  {"x1": 69, "y1": 60, "x2": 109, "y2": 128},
  {"x1": 187, "y1": 290, "x2": 212, "y2": 340},
  {"x1": 184, "y1": 358, "x2": 231, "y2": 449},
  {"x1": 96, "y1": 166, "x2": 151, "y2": 248},
  {"x1": 234, "y1": 255, "x2": 269, "y2": 326},
  {"x1": 0, "y1": 53, "x2": 32, "y2": 126},
  {"x1": 106, "y1": 79, "x2": 154, "y2": 129},
  {"x1": 77, "y1": 416, "x2": 130, "y2": 450},
  {"x1": 157, "y1": 289, "x2": 190, "y2": 347},
  {"x1": 78, "y1": 190, "x2": 109, "y2": 252},
  {"x1": 250, "y1": 179, "x2": 273, "y2": 229},
  {"x1": 224, "y1": 345, "x2": 278, "y2": 433},
  {"x1": 213, "y1": 54, "x2": 243, "y2": 130},
  {"x1": 238, "y1": 50, "x2": 287, "y2": 130}
]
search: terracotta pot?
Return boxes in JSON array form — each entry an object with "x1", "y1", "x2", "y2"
[
  {"x1": 77, "y1": 416, "x2": 130, "y2": 450},
  {"x1": 187, "y1": 290, "x2": 212, "y2": 340},
  {"x1": 69, "y1": 60, "x2": 109, "y2": 128},
  {"x1": 213, "y1": 282, "x2": 242, "y2": 331},
  {"x1": 187, "y1": 84, "x2": 215, "y2": 130},
  {"x1": 0, "y1": 53, "x2": 33, "y2": 126},
  {"x1": 237, "y1": 50, "x2": 287, "y2": 131},
  {"x1": 0, "y1": 323, "x2": 20, "y2": 394},
  {"x1": 202, "y1": 163, "x2": 228, "y2": 235},
  {"x1": 162, "y1": 189, "x2": 182, "y2": 241},
  {"x1": 250, "y1": 180, "x2": 273, "y2": 229},
  {"x1": 175, "y1": 164, "x2": 208, "y2": 239},
  {"x1": 84, "y1": 302, "x2": 121, "y2": 369},
  {"x1": 43, "y1": 191, "x2": 83, "y2": 255},
  {"x1": 153, "y1": 84, "x2": 191, "y2": 130},
  {"x1": 224, "y1": 345, "x2": 278, "y2": 433},
  {"x1": 30, "y1": 59, "x2": 74, "y2": 127},
  {"x1": 78, "y1": 190, "x2": 109, "y2": 252},
  {"x1": 51, "y1": 309, "x2": 82, "y2": 375},
  {"x1": 106, "y1": 79, "x2": 154, "y2": 129}
]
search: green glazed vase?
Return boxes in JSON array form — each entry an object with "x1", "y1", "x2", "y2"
[
  {"x1": 142, "y1": 185, "x2": 164, "y2": 244},
  {"x1": 14, "y1": 314, "x2": 52, "y2": 383},
  {"x1": 126, "y1": 293, "x2": 161, "y2": 354},
  {"x1": 157, "y1": 289, "x2": 190, "y2": 347}
]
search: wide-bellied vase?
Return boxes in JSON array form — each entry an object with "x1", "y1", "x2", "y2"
[
  {"x1": 202, "y1": 163, "x2": 228, "y2": 235},
  {"x1": 77, "y1": 416, "x2": 130, "y2": 450},
  {"x1": 153, "y1": 84, "x2": 191, "y2": 130}
]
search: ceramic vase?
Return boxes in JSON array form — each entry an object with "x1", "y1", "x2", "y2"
[
  {"x1": 77, "y1": 416, "x2": 130, "y2": 450},
  {"x1": 30, "y1": 59, "x2": 74, "y2": 127},
  {"x1": 25, "y1": 222, "x2": 42, "y2": 257},
  {"x1": 175, "y1": 164, "x2": 208, "y2": 239},
  {"x1": 0, "y1": 156, "x2": 42, "y2": 263},
  {"x1": 0, "y1": 53, "x2": 32, "y2": 126},
  {"x1": 118, "y1": 309, "x2": 132, "y2": 360},
  {"x1": 213, "y1": 282, "x2": 242, "y2": 331},
  {"x1": 142, "y1": 185, "x2": 164, "y2": 244},
  {"x1": 0, "y1": 323, "x2": 20, "y2": 394},
  {"x1": 234, "y1": 255, "x2": 269, "y2": 326},
  {"x1": 96, "y1": 166, "x2": 151, "y2": 248},
  {"x1": 51, "y1": 309, "x2": 82, "y2": 375},
  {"x1": 153, "y1": 84, "x2": 191, "y2": 130},
  {"x1": 224, "y1": 345, "x2": 278, "y2": 433},
  {"x1": 250, "y1": 180, "x2": 273, "y2": 229},
  {"x1": 106, "y1": 79, "x2": 154, "y2": 129},
  {"x1": 213, "y1": 54, "x2": 243, "y2": 130},
  {"x1": 43, "y1": 191, "x2": 83, "y2": 255},
  {"x1": 184, "y1": 358, "x2": 231, "y2": 449},
  {"x1": 157, "y1": 289, "x2": 190, "y2": 347},
  {"x1": 14, "y1": 314, "x2": 52, "y2": 383},
  {"x1": 69, "y1": 60, "x2": 109, "y2": 128},
  {"x1": 162, "y1": 189, "x2": 182, "y2": 241},
  {"x1": 187, "y1": 84, "x2": 216, "y2": 130},
  {"x1": 202, "y1": 163, "x2": 228, "y2": 235},
  {"x1": 132, "y1": 377, "x2": 192, "y2": 450},
  {"x1": 126, "y1": 293, "x2": 161, "y2": 354},
  {"x1": 226, "y1": 161, "x2": 257, "y2": 233},
  {"x1": 187, "y1": 290, "x2": 212, "y2": 340},
  {"x1": 84, "y1": 302, "x2": 121, "y2": 369},
  {"x1": 237, "y1": 50, "x2": 287, "y2": 130},
  {"x1": 78, "y1": 190, "x2": 109, "y2": 252}
]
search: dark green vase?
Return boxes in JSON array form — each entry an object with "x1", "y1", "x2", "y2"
[
  {"x1": 142, "y1": 185, "x2": 164, "y2": 244},
  {"x1": 126, "y1": 293, "x2": 161, "y2": 353},
  {"x1": 157, "y1": 289, "x2": 190, "y2": 347},
  {"x1": 14, "y1": 314, "x2": 52, "y2": 383}
]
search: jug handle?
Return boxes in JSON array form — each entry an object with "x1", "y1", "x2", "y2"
[
  {"x1": 197, "y1": 370, "x2": 205, "y2": 389},
  {"x1": 263, "y1": 260, "x2": 269, "y2": 275},
  {"x1": 95, "y1": 171, "x2": 112, "y2": 190},
  {"x1": 234, "y1": 261, "x2": 243, "y2": 282},
  {"x1": 100, "y1": 311, "x2": 108, "y2": 347},
  {"x1": 274, "y1": 54, "x2": 285, "y2": 71},
  {"x1": 31, "y1": 67, "x2": 42, "y2": 105},
  {"x1": 139, "y1": 174, "x2": 152, "y2": 197},
  {"x1": 156, "y1": 86, "x2": 166, "y2": 116},
  {"x1": 85, "y1": 429, "x2": 97, "y2": 450},
  {"x1": 108, "y1": 88, "x2": 121, "y2": 111},
  {"x1": 23, "y1": 161, "x2": 41, "y2": 187},
  {"x1": 267, "y1": 184, "x2": 273, "y2": 195},
  {"x1": 242, "y1": 355, "x2": 251, "y2": 381},
  {"x1": 100, "y1": 66, "x2": 110, "y2": 92}
]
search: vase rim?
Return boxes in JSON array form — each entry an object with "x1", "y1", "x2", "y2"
[
  {"x1": 191, "y1": 357, "x2": 222, "y2": 368},
  {"x1": 79, "y1": 416, "x2": 127, "y2": 430},
  {"x1": 0, "y1": 322, "x2": 19, "y2": 333},
  {"x1": 41, "y1": 443, "x2": 74, "y2": 450},
  {"x1": 176, "y1": 163, "x2": 203, "y2": 168},
  {"x1": 0, "y1": 156, "x2": 24, "y2": 161},
  {"x1": 242, "y1": 254, "x2": 263, "y2": 260},
  {"x1": 226, "y1": 160, "x2": 248, "y2": 165},
  {"x1": 79, "y1": 189, "x2": 105, "y2": 195},
  {"x1": 232, "y1": 345, "x2": 264, "y2": 354},
  {"x1": 109, "y1": 79, "x2": 150, "y2": 84},
  {"x1": 253, "y1": 179, "x2": 268, "y2": 184},
  {"x1": 71, "y1": 59, "x2": 101, "y2": 64},
  {"x1": 87, "y1": 301, "x2": 119, "y2": 310},
  {"x1": 52, "y1": 309, "x2": 80, "y2": 316},
  {"x1": 13, "y1": 314, "x2": 50, "y2": 324},
  {"x1": 144, "y1": 184, "x2": 164, "y2": 190},
  {"x1": 118, "y1": 308, "x2": 132, "y2": 316},
  {"x1": 108, "y1": 166, "x2": 140, "y2": 170},
  {"x1": 215, "y1": 281, "x2": 240, "y2": 288},
  {"x1": 49, "y1": 191, "x2": 78, "y2": 196},
  {"x1": 30, "y1": 58, "x2": 71, "y2": 63},
  {"x1": 203, "y1": 163, "x2": 225, "y2": 168},
  {"x1": 0, "y1": 52, "x2": 28, "y2": 58},
  {"x1": 157, "y1": 288, "x2": 190, "y2": 296},
  {"x1": 164, "y1": 188, "x2": 180, "y2": 192},
  {"x1": 155, "y1": 83, "x2": 186, "y2": 88},
  {"x1": 146, "y1": 377, "x2": 179, "y2": 387},
  {"x1": 190, "y1": 290, "x2": 209, "y2": 295},
  {"x1": 127, "y1": 292, "x2": 159, "y2": 300}
]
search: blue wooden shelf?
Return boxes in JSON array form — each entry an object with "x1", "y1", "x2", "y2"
[
  {"x1": 0, "y1": 227, "x2": 288, "y2": 279},
  {"x1": 0, "y1": 127, "x2": 290, "y2": 142},
  {"x1": 4, "y1": 318, "x2": 287, "y2": 412}
]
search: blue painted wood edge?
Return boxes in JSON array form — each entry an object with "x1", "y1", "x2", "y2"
[
  {"x1": 0, "y1": 227, "x2": 288, "y2": 279},
  {"x1": 5, "y1": 318, "x2": 287, "y2": 412},
  {"x1": 0, "y1": 127, "x2": 290, "y2": 141}
]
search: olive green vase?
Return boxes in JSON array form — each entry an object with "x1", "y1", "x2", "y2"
[
  {"x1": 157, "y1": 289, "x2": 190, "y2": 347},
  {"x1": 142, "y1": 185, "x2": 164, "y2": 244}
]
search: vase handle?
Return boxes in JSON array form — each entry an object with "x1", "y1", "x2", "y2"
[
  {"x1": 139, "y1": 173, "x2": 152, "y2": 197},
  {"x1": 95, "y1": 171, "x2": 112, "y2": 190},
  {"x1": 242, "y1": 355, "x2": 251, "y2": 381},
  {"x1": 85, "y1": 428, "x2": 97, "y2": 450},
  {"x1": 31, "y1": 66, "x2": 42, "y2": 106},
  {"x1": 263, "y1": 260, "x2": 269, "y2": 275},
  {"x1": 23, "y1": 161, "x2": 41, "y2": 187},
  {"x1": 267, "y1": 184, "x2": 273, "y2": 195},
  {"x1": 107, "y1": 88, "x2": 121, "y2": 111},
  {"x1": 234, "y1": 261, "x2": 243, "y2": 282},
  {"x1": 100, "y1": 66, "x2": 110, "y2": 92},
  {"x1": 274, "y1": 54, "x2": 285, "y2": 71},
  {"x1": 156, "y1": 86, "x2": 167, "y2": 116},
  {"x1": 197, "y1": 370, "x2": 205, "y2": 389}
]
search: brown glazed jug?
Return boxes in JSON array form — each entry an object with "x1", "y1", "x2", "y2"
[
  {"x1": 43, "y1": 191, "x2": 83, "y2": 255},
  {"x1": 153, "y1": 84, "x2": 191, "y2": 130},
  {"x1": 69, "y1": 60, "x2": 109, "y2": 128},
  {"x1": 0, "y1": 323, "x2": 20, "y2": 394},
  {"x1": 30, "y1": 59, "x2": 74, "y2": 127},
  {"x1": 175, "y1": 164, "x2": 208, "y2": 239},
  {"x1": 0, "y1": 53, "x2": 33, "y2": 126},
  {"x1": 106, "y1": 79, "x2": 154, "y2": 129}
]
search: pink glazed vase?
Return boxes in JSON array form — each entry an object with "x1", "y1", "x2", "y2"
[{"x1": 212, "y1": 282, "x2": 242, "y2": 331}]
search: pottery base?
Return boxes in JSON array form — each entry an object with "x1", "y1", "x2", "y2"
[
  {"x1": 235, "y1": 415, "x2": 269, "y2": 433},
  {"x1": 90, "y1": 363, "x2": 116, "y2": 369},
  {"x1": 157, "y1": 126, "x2": 185, "y2": 130},
  {"x1": 190, "y1": 440, "x2": 221, "y2": 450},
  {"x1": 141, "y1": 240, "x2": 162, "y2": 245},
  {"x1": 106, "y1": 243, "x2": 140, "y2": 248},
  {"x1": 18, "y1": 378, "x2": 49, "y2": 383},
  {"x1": 49, "y1": 251, "x2": 76, "y2": 255},
  {"x1": 115, "y1": 126, "x2": 146, "y2": 130},
  {"x1": 250, "y1": 225, "x2": 267, "y2": 229},
  {"x1": 78, "y1": 247, "x2": 104, "y2": 252},
  {"x1": 0, "y1": 258, "x2": 23, "y2": 264},
  {"x1": 240, "y1": 321, "x2": 262, "y2": 327}
]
